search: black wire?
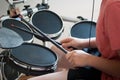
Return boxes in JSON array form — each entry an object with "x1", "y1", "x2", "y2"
[{"x1": 88, "y1": 0, "x2": 95, "y2": 48}]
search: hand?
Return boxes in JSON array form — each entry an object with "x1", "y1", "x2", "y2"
[
  {"x1": 9, "y1": 8, "x2": 20, "y2": 18},
  {"x1": 65, "y1": 50, "x2": 91, "y2": 68},
  {"x1": 60, "y1": 37, "x2": 88, "y2": 51}
]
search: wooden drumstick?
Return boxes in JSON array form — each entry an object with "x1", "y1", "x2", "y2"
[{"x1": 11, "y1": 24, "x2": 68, "y2": 53}]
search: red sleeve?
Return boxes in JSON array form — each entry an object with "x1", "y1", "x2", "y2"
[{"x1": 105, "y1": 2, "x2": 120, "y2": 51}]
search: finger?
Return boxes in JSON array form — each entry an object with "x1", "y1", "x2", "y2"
[
  {"x1": 67, "y1": 47, "x2": 74, "y2": 51},
  {"x1": 60, "y1": 37, "x2": 72, "y2": 43},
  {"x1": 66, "y1": 51, "x2": 78, "y2": 68},
  {"x1": 62, "y1": 43, "x2": 73, "y2": 50},
  {"x1": 16, "y1": 8, "x2": 20, "y2": 14},
  {"x1": 65, "y1": 52, "x2": 73, "y2": 60},
  {"x1": 66, "y1": 51, "x2": 75, "y2": 63}
]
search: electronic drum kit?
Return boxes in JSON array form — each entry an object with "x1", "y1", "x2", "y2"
[
  {"x1": 0, "y1": 0, "x2": 100, "y2": 80},
  {"x1": 0, "y1": 11, "x2": 63, "y2": 80}
]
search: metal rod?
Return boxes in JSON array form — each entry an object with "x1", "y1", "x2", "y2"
[{"x1": 61, "y1": 16, "x2": 80, "y2": 23}]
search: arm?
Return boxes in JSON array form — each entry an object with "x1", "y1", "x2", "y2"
[
  {"x1": 88, "y1": 51, "x2": 120, "y2": 77},
  {"x1": 61, "y1": 37, "x2": 97, "y2": 51},
  {"x1": 66, "y1": 50, "x2": 120, "y2": 77},
  {"x1": 81, "y1": 37, "x2": 97, "y2": 48}
]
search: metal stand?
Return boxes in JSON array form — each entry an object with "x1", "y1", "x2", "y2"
[
  {"x1": 0, "y1": 50, "x2": 20, "y2": 80},
  {"x1": 0, "y1": 53, "x2": 7, "y2": 80}
]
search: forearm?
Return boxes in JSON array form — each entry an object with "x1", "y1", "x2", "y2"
[
  {"x1": 88, "y1": 55, "x2": 120, "y2": 77},
  {"x1": 81, "y1": 37, "x2": 97, "y2": 48}
]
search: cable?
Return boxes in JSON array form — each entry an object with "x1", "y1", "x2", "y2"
[{"x1": 88, "y1": 0, "x2": 95, "y2": 48}]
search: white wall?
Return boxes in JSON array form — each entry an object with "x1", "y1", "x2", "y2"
[
  {"x1": 49, "y1": 0, "x2": 101, "y2": 21},
  {"x1": 0, "y1": 0, "x2": 101, "y2": 21}
]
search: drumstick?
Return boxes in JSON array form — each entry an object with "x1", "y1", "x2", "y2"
[
  {"x1": 11, "y1": 24, "x2": 68, "y2": 53},
  {"x1": 11, "y1": 24, "x2": 77, "y2": 50},
  {"x1": 22, "y1": 18, "x2": 68, "y2": 53},
  {"x1": 11, "y1": 24, "x2": 78, "y2": 50},
  {"x1": 11, "y1": 24, "x2": 47, "y2": 41}
]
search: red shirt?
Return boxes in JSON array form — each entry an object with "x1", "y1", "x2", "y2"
[{"x1": 96, "y1": 0, "x2": 120, "y2": 80}]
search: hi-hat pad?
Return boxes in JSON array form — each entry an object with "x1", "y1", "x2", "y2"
[{"x1": 0, "y1": 27, "x2": 23, "y2": 49}]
